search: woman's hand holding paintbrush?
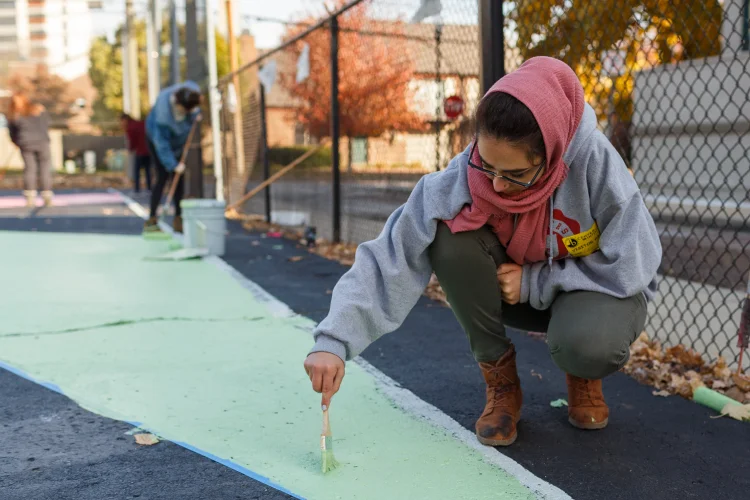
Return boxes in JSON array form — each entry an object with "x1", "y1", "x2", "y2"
[{"x1": 304, "y1": 352, "x2": 345, "y2": 408}]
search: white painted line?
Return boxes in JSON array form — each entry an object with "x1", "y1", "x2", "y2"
[
  {"x1": 354, "y1": 357, "x2": 571, "y2": 500},
  {"x1": 112, "y1": 189, "x2": 572, "y2": 500},
  {"x1": 111, "y1": 188, "x2": 149, "y2": 219}
]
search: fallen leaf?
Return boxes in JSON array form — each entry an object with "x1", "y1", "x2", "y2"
[
  {"x1": 712, "y1": 357, "x2": 732, "y2": 381},
  {"x1": 550, "y1": 399, "x2": 568, "y2": 408},
  {"x1": 325, "y1": 289, "x2": 333, "y2": 295},
  {"x1": 724, "y1": 387, "x2": 748, "y2": 403},
  {"x1": 134, "y1": 433, "x2": 160, "y2": 446},
  {"x1": 712, "y1": 380, "x2": 728, "y2": 390},
  {"x1": 251, "y1": 241, "x2": 260, "y2": 246},
  {"x1": 669, "y1": 373, "x2": 687, "y2": 390},
  {"x1": 733, "y1": 373, "x2": 750, "y2": 392},
  {"x1": 530, "y1": 369, "x2": 543, "y2": 380},
  {"x1": 664, "y1": 345, "x2": 704, "y2": 368},
  {"x1": 685, "y1": 370, "x2": 705, "y2": 393},
  {"x1": 272, "y1": 245, "x2": 283, "y2": 250},
  {"x1": 719, "y1": 402, "x2": 750, "y2": 421},
  {"x1": 288, "y1": 256, "x2": 305, "y2": 262},
  {"x1": 652, "y1": 390, "x2": 671, "y2": 397}
]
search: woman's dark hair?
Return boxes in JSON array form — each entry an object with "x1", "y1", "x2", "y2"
[
  {"x1": 475, "y1": 92, "x2": 546, "y2": 165},
  {"x1": 175, "y1": 87, "x2": 201, "y2": 111}
]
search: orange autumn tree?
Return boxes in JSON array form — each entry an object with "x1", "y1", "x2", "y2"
[
  {"x1": 508, "y1": 0, "x2": 724, "y2": 121},
  {"x1": 279, "y1": 1, "x2": 427, "y2": 143}
]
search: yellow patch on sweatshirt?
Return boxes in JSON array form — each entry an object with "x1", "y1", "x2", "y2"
[{"x1": 562, "y1": 222, "x2": 600, "y2": 257}]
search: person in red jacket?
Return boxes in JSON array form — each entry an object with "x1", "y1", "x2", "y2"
[{"x1": 121, "y1": 114, "x2": 152, "y2": 193}]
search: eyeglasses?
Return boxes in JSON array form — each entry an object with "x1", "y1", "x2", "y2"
[{"x1": 467, "y1": 140, "x2": 545, "y2": 189}]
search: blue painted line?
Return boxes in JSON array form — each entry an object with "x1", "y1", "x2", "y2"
[{"x1": 0, "y1": 360, "x2": 306, "y2": 500}]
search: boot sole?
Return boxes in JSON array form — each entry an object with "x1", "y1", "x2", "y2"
[
  {"x1": 568, "y1": 416, "x2": 608, "y2": 430},
  {"x1": 476, "y1": 432, "x2": 517, "y2": 447},
  {"x1": 476, "y1": 413, "x2": 521, "y2": 447}
]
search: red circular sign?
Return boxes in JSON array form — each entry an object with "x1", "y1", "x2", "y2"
[{"x1": 443, "y1": 95, "x2": 465, "y2": 120}]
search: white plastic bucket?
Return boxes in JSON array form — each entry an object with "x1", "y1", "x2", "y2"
[
  {"x1": 271, "y1": 209, "x2": 309, "y2": 227},
  {"x1": 180, "y1": 199, "x2": 227, "y2": 256}
]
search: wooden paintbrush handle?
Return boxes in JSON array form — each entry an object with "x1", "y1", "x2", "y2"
[{"x1": 322, "y1": 408, "x2": 330, "y2": 434}]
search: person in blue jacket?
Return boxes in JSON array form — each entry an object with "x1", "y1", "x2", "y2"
[{"x1": 144, "y1": 81, "x2": 202, "y2": 232}]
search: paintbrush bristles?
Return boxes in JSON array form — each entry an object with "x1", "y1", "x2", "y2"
[{"x1": 320, "y1": 409, "x2": 338, "y2": 474}]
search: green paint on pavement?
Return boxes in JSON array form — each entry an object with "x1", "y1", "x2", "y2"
[
  {"x1": 0, "y1": 231, "x2": 539, "y2": 500},
  {"x1": 550, "y1": 399, "x2": 568, "y2": 408}
]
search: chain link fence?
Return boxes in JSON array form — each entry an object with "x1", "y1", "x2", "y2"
[{"x1": 217, "y1": 0, "x2": 749, "y2": 370}]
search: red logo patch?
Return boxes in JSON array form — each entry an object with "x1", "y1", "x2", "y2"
[{"x1": 551, "y1": 209, "x2": 581, "y2": 259}]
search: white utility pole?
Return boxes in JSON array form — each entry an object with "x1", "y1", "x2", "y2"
[
  {"x1": 206, "y1": 0, "x2": 224, "y2": 201},
  {"x1": 146, "y1": 0, "x2": 161, "y2": 105}
]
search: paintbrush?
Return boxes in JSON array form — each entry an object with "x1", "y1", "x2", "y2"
[{"x1": 320, "y1": 405, "x2": 339, "y2": 474}]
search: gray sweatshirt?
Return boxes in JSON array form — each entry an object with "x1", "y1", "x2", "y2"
[
  {"x1": 8, "y1": 112, "x2": 50, "y2": 151},
  {"x1": 311, "y1": 104, "x2": 662, "y2": 362}
]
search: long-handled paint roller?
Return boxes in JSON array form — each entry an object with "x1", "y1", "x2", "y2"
[
  {"x1": 143, "y1": 116, "x2": 201, "y2": 237},
  {"x1": 162, "y1": 115, "x2": 201, "y2": 219}
]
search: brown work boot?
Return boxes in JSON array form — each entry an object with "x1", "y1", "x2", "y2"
[
  {"x1": 172, "y1": 215, "x2": 183, "y2": 233},
  {"x1": 566, "y1": 374, "x2": 609, "y2": 430},
  {"x1": 143, "y1": 217, "x2": 159, "y2": 231},
  {"x1": 475, "y1": 345, "x2": 522, "y2": 446}
]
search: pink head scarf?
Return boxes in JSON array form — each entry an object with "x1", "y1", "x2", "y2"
[{"x1": 445, "y1": 57, "x2": 585, "y2": 265}]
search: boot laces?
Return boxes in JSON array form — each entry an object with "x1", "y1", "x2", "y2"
[
  {"x1": 486, "y1": 368, "x2": 517, "y2": 409},
  {"x1": 572, "y1": 378, "x2": 602, "y2": 405}
]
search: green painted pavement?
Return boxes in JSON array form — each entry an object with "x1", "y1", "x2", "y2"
[{"x1": 0, "y1": 231, "x2": 539, "y2": 499}]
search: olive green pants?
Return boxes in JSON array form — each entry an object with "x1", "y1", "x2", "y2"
[{"x1": 429, "y1": 223, "x2": 647, "y2": 380}]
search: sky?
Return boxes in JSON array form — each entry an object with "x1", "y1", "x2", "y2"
[
  {"x1": 89, "y1": 1, "x2": 465, "y2": 48},
  {"x1": 90, "y1": 1, "x2": 340, "y2": 47}
]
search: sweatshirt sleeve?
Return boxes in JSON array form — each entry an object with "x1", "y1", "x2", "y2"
[
  {"x1": 310, "y1": 155, "x2": 471, "y2": 362},
  {"x1": 150, "y1": 123, "x2": 178, "y2": 171},
  {"x1": 520, "y1": 138, "x2": 662, "y2": 310}
]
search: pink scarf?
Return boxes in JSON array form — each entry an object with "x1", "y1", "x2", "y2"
[{"x1": 445, "y1": 57, "x2": 585, "y2": 265}]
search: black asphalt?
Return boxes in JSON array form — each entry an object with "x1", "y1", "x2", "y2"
[
  {"x1": 0, "y1": 370, "x2": 291, "y2": 500},
  {"x1": 222, "y1": 223, "x2": 750, "y2": 500},
  {"x1": 1, "y1": 195, "x2": 748, "y2": 500}
]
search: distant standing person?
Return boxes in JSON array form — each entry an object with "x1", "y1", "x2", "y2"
[
  {"x1": 144, "y1": 81, "x2": 202, "y2": 233},
  {"x1": 7, "y1": 91, "x2": 54, "y2": 207},
  {"x1": 121, "y1": 113, "x2": 152, "y2": 193}
]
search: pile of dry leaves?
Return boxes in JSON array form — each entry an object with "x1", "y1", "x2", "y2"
[
  {"x1": 234, "y1": 213, "x2": 749, "y2": 403},
  {"x1": 623, "y1": 333, "x2": 749, "y2": 403}
]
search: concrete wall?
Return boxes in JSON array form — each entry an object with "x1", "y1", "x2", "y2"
[{"x1": 632, "y1": 51, "x2": 750, "y2": 228}]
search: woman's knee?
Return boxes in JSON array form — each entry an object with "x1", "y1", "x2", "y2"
[
  {"x1": 548, "y1": 332, "x2": 629, "y2": 380},
  {"x1": 547, "y1": 292, "x2": 646, "y2": 380},
  {"x1": 429, "y1": 223, "x2": 505, "y2": 272}
]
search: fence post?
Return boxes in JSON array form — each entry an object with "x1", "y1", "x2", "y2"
[
  {"x1": 331, "y1": 15, "x2": 342, "y2": 243},
  {"x1": 434, "y1": 23, "x2": 443, "y2": 172},
  {"x1": 479, "y1": 0, "x2": 505, "y2": 93},
  {"x1": 169, "y1": 0, "x2": 180, "y2": 86},
  {"x1": 185, "y1": 0, "x2": 204, "y2": 199},
  {"x1": 259, "y1": 84, "x2": 271, "y2": 223}
]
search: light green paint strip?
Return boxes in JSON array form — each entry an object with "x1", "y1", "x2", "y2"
[
  {"x1": 0, "y1": 231, "x2": 538, "y2": 500},
  {"x1": 0, "y1": 231, "x2": 265, "y2": 335}
]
